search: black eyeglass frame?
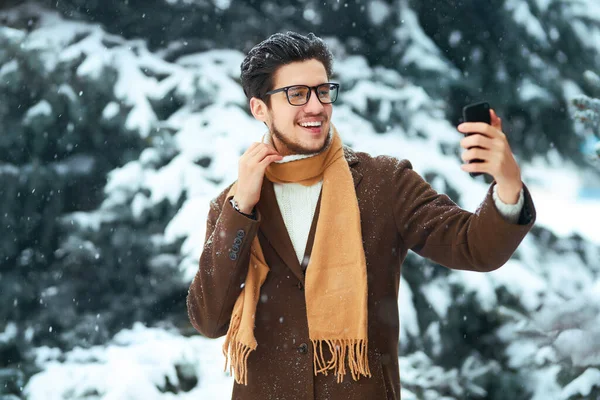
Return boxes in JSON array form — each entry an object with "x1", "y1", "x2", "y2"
[{"x1": 265, "y1": 82, "x2": 340, "y2": 106}]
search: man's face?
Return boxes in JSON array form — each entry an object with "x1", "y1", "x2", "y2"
[{"x1": 254, "y1": 59, "x2": 333, "y2": 156}]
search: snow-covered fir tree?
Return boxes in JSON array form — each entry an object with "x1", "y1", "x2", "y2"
[
  {"x1": 0, "y1": 1, "x2": 599, "y2": 399},
  {"x1": 572, "y1": 70, "x2": 600, "y2": 160}
]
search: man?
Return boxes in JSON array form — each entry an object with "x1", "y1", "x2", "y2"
[{"x1": 186, "y1": 31, "x2": 536, "y2": 400}]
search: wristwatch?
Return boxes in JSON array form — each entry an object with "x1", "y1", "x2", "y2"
[{"x1": 230, "y1": 198, "x2": 255, "y2": 219}]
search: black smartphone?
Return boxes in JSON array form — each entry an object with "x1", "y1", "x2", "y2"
[{"x1": 461, "y1": 101, "x2": 491, "y2": 178}]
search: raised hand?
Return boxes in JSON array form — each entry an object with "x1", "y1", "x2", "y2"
[
  {"x1": 234, "y1": 143, "x2": 283, "y2": 214},
  {"x1": 458, "y1": 109, "x2": 523, "y2": 204}
]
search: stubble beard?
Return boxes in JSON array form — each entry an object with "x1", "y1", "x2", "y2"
[{"x1": 271, "y1": 121, "x2": 330, "y2": 156}]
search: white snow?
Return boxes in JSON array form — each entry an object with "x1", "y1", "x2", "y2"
[
  {"x1": 448, "y1": 270, "x2": 497, "y2": 312},
  {"x1": 0, "y1": 322, "x2": 18, "y2": 343},
  {"x1": 393, "y1": 3, "x2": 460, "y2": 78},
  {"x1": 504, "y1": 0, "x2": 549, "y2": 46},
  {"x1": 0, "y1": 59, "x2": 18, "y2": 77},
  {"x1": 533, "y1": 0, "x2": 552, "y2": 12},
  {"x1": 448, "y1": 31, "x2": 462, "y2": 47},
  {"x1": 7, "y1": 2, "x2": 600, "y2": 399},
  {"x1": 368, "y1": 0, "x2": 390, "y2": 26},
  {"x1": 425, "y1": 321, "x2": 442, "y2": 357},
  {"x1": 213, "y1": 0, "x2": 232, "y2": 11},
  {"x1": 399, "y1": 276, "x2": 420, "y2": 344},
  {"x1": 131, "y1": 192, "x2": 152, "y2": 220},
  {"x1": 487, "y1": 259, "x2": 546, "y2": 311},
  {"x1": 303, "y1": 8, "x2": 320, "y2": 23},
  {"x1": 57, "y1": 84, "x2": 78, "y2": 103},
  {"x1": 51, "y1": 154, "x2": 96, "y2": 176},
  {"x1": 529, "y1": 366, "x2": 563, "y2": 400},
  {"x1": 420, "y1": 278, "x2": 452, "y2": 318},
  {"x1": 104, "y1": 161, "x2": 145, "y2": 196},
  {"x1": 524, "y1": 184, "x2": 600, "y2": 244},
  {"x1": 112, "y1": 48, "x2": 159, "y2": 138},
  {"x1": 0, "y1": 25, "x2": 25, "y2": 43},
  {"x1": 102, "y1": 101, "x2": 120, "y2": 120},
  {"x1": 518, "y1": 78, "x2": 553, "y2": 102},
  {"x1": 331, "y1": 54, "x2": 374, "y2": 82},
  {"x1": 560, "y1": 368, "x2": 600, "y2": 399},
  {"x1": 0, "y1": 163, "x2": 20, "y2": 176},
  {"x1": 23, "y1": 99, "x2": 52, "y2": 123},
  {"x1": 25, "y1": 323, "x2": 234, "y2": 400}
]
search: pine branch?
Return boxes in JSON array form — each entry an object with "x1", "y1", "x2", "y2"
[{"x1": 584, "y1": 70, "x2": 600, "y2": 94}]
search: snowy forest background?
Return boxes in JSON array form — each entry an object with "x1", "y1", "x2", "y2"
[{"x1": 1, "y1": 0, "x2": 600, "y2": 399}]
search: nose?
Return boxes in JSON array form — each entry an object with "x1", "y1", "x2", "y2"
[{"x1": 303, "y1": 88, "x2": 325, "y2": 114}]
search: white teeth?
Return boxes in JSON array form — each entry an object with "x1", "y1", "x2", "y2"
[{"x1": 300, "y1": 122, "x2": 322, "y2": 127}]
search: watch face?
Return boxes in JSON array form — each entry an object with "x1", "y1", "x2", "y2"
[{"x1": 231, "y1": 198, "x2": 243, "y2": 212}]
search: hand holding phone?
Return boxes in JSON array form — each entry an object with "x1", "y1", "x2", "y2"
[{"x1": 461, "y1": 101, "x2": 491, "y2": 178}]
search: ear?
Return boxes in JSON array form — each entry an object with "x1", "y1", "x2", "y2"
[{"x1": 250, "y1": 97, "x2": 269, "y2": 123}]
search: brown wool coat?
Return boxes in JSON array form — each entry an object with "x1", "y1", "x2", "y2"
[{"x1": 187, "y1": 146, "x2": 536, "y2": 400}]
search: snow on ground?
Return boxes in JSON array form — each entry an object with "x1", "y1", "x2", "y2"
[{"x1": 25, "y1": 323, "x2": 234, "y2": 400}]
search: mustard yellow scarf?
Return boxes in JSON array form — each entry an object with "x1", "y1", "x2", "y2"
[{"x1": 223, "y1": 126, "x2": 370, "y2": 385}]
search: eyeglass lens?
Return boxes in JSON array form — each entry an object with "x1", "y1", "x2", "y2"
[{"x1": 287, "y1": 84, "x2": 338, "y2": 105}]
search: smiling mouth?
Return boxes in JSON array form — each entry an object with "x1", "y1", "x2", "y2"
[{"x1": 298, "y1": 122, "x2": 324, "y2": 134}]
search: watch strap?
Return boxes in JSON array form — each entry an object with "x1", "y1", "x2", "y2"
[{"x1": 230, "y1": 198, "x2": 256, "y2": 219}]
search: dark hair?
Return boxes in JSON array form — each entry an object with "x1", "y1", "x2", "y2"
[{"x1": 240, "y1": 31, "x2": 334, "y2": 104}]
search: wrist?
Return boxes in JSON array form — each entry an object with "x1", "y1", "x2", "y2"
[
  {"x1": 495, "y1": 181, "x2": 523, "y2": 205},
  {"x1": 232, "y1": 196, "x2": 254, "y2": 215}
]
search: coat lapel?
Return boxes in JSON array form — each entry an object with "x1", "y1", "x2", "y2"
[
  {"x1": 300, "y1": 191, "x2": 321, "y2": 273},
  {"x1": 256, "y1": 146, "x2": 362, "y2": 284},
  {"x1": 256, "y1": 179, "x2": 306, "y2": 284}
]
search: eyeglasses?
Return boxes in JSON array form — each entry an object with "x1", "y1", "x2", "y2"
[{"x1": 265, "y1": 83, "x2": 340, "y2": 106}]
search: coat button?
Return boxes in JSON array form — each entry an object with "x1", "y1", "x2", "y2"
[
  {"x1": 298, "y1": 343, "x2": 308, "y2": 354},
  {"x1": 229, "y1": 251, "x2": 238, "y2": 261},
  {"x1": 232, "y1": 244, "x2": 240, "y2": 252},
  {"x1": 237, "y1": 229, "x2": 245, "y2": 238},
  {"x1": 234, "y1": 237, "x2": 242, "y2": 246},
  {"x1": 297, "y1": 282, "x2": 303, "y2": 291}
]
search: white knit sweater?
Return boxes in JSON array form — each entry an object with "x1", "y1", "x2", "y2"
[{"x1": 263, "y1": 133, "x2": 525, "y2": 264}]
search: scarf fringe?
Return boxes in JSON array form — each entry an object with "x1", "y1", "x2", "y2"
[
  {"x1": 312, "y1": 339, "x2": 371, "y2": 383},
  {"x1": 222, "y1": 312, "x2": 253, "y2": 385}
]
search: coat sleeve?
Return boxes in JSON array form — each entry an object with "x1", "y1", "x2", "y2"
[
  {"x1": 392, "y1": 159, "x2": 536, "y2": 272},
  {"x1": 186, "y1": 185, "x2": 261, "y2": 338}
]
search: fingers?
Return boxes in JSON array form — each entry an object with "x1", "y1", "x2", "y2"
[
  {"x1": 248, "y1": 143, "x2": 267, "y2": 158},
  {"x1": 245, "y1": 142, "x2": 262, "y2": 155},
  {"x1": 235, "y1": 142, "x2": 283, "y2": 211},
  {"x1": 457, "y1": 122, "x2": 505, "y2": 139},
  {"x1": 252, "y1": 145, "x2": 281, "y2": 163},
  {"x1": 460, "y1": 134, "x2": 494, "y2": 151},
  {"x1": 490, "y1": 109, "x2": 502, "y2": 130},
  {"x1": 262, "y1": 143, "x2": 280, "y2": 156},
  {"x1": 457, "y1": 122, "x2": 493, "y2": 136},
  {"x1": 460, "y1": 161, "x2": 489, "y2": 174},
  {"x1": 260, "y1": 154, "x2": 284, "y2": 166},
  {"x1": 244, "y1": 142, "x2": 274, "y2": 155},
  {"x1": 240, "y1": 143, "x2": 282, "y2": 171},
  {"x1": 244, "y1": 142, "x2": 281, "y2": 159},
  {"x1": 461, "y1": 148, "x2": 491, "y2": 163}
]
